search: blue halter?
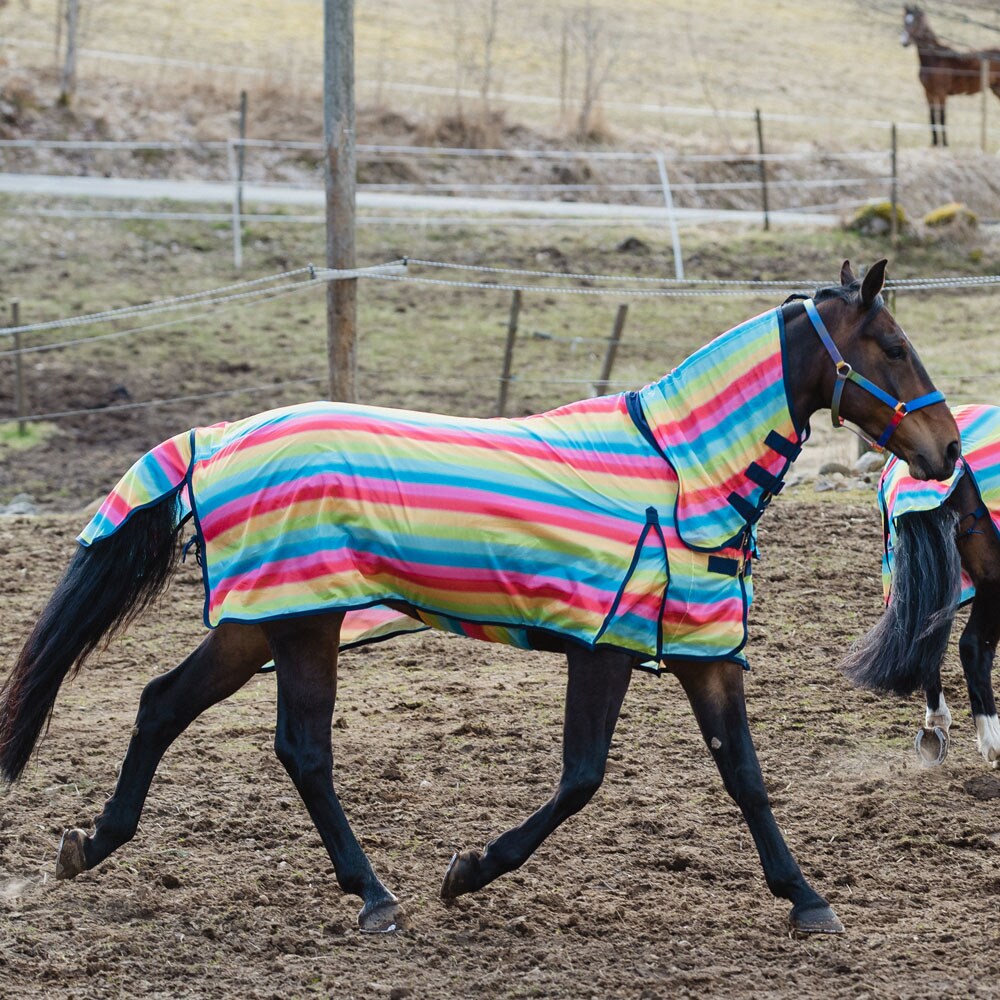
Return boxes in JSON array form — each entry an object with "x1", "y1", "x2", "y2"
[{"x1": 803, "y1": 299, "x2": 945, "y2": 450}]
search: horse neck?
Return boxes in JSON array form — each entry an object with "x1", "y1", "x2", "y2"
[
  {"x1": 781, "y1": 303, "x2": 835, "y2": 434},
  {"x1": 913, "y1": 20, "x2": 945, "y2": 57}
]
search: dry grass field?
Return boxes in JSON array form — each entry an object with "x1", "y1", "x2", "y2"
[{"x1": 3, "y1": 0, "x2": 1000, "y2": 148}]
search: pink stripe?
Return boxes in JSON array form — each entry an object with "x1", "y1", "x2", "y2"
[
  {"x1": 194, "y1": 407, "x2": 659, "y2": 479},
  {"x1": 198, "y1": 476, "x2": 643, "y2": 549},
  {"x1": 210, "y1": 550, "x2": 621, "y2": 618}
]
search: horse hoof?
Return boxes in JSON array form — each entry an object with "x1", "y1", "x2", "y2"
[
  {"x1": 55, "y1": 828, "x2": 88, "y2": 880},
  {"x1": 915, "y1": 726, "x2": 948, "y2": 766},
  {"x1": 358, "y1": 896, "x2": 403, "y2": 933},
  {"x1": 440, "y1": 849, "x2": 483, "y2": 899},
  {"x1": 788, "y1": 902, "x2": 844, "y2": 936}
]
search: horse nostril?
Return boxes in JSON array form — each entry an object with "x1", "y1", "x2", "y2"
[{"x1": 946, "y1": 439, "x2": 961, "y2": 463}]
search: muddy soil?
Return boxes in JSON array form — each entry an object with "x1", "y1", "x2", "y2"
[{"x1": 1, "y1": 500, "x2": 999, "y2": 999}]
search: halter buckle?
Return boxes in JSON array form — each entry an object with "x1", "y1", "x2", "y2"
[{"x1": 835, "y1": 360, "x2": 852, "y2": 379}]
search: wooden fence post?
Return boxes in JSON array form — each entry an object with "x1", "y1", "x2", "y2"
[
  {"x1": 890, "y1": 123, "x2": 899, "y2": 248},
  {"x1": 12, "y1": 300, "x2": 26, "y2": 434},
  {"x1": 233, "y1": 89, "x2": 248, "y2": 270},
  {"x1": 755, "y1": 108, "x2": 770, "y2": 232},
  {"x1": 58, "y1": 0, "x2": 79, "y2": 106},
  {"x1": 324, "y1": 0, "x2": 358, "y2": 403},
  {"x1": 982, "y1": 59, "x2": 990, "y2": 153},
  {"x1": 594, "y1": 304, "x2": 628, "y2": 396},
  {"x1": 495, "y1": 290, "x2": 521, "y2": 417}
]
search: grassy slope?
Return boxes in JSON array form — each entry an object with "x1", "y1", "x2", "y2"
[{"x1": 4, "y1": 0, "x2": 999, "y2": 148}]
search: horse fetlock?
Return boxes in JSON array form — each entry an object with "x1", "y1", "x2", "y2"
[
  {"x1": 55, "y1": 828, "x2": 89, "y2": 880},
  {"x1": 974, "y1": 714, "x2": 1000, "y2": 765}
]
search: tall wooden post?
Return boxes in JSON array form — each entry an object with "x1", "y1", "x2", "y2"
[
  {"x1": 324, "y1": 0, "x2": 357, "y2": 402},
  {"x1": 755, "y1": 108, "x2": 769, "y2": 232}
]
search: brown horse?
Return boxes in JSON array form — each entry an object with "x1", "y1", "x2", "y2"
[{"x1": 902, "y1": 5, "x2": 1000, "y2": 146}]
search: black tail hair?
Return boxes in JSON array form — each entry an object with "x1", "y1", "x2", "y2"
[
  {"x1": 839, "y1": 505, "x2": 961, "y2": 696},
  {"x1": 0, "y1": 495, "x2": 182, "y2": 783}
]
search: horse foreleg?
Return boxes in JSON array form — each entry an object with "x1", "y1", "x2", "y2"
[
  {"x1": 958, "y1": 585, "x2": 1000, "y2": 768},
  {"x1": 266, "y1": 614, "x2": 401, "y2": 934},
  {"x1": 440, "y1": 644, "x2": 632, "y2": 900},
  {"x1": 56, "y1": 623, "x2": 270, "y2": 880},
  {"x1": 929, "y1": 103, "x2": 939, "y2": 146},
  {"x1": 916, "y1": 675, "x2": 951, "y2": 766},
  {"x1": 671, "y1": 658, "x2": 842, "y2": 935},
  {"x1": 940, "y1": 101, "x2": 948, "y2": 146}
]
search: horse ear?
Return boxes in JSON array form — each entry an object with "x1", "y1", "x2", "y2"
[
  {"x1": 840, "y1": 260, "x2": 856, "y2": 286},
  {"x1": 861, "y1": 259, "x2": 888, "y2": 306}
]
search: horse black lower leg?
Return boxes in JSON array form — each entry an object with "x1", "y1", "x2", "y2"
[
  {"x1": 56, "y1": 623, "x2": 271, "y2": 879},
  {"x1": 441, "y1": 644, "x2": 632, "y2": 900},
  {"x1": 958, "y1": 584, "x2": 1000, "y2": 766},
  {"x1": 671, "y1": 658, "x2": 842, "y2": 934},
  {"x1": 930, "y1": 104, "x2": 939, "y2": 146},
  {"x1": 266, "y1": 614, "x2": 400, "y2": 933}
]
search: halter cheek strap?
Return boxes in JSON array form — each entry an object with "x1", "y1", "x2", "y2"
[{"x1": 802, "y1": 299, "x2": 945, "y2": 450}]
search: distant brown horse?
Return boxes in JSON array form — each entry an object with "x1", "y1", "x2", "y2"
[{"x1": 902, "y1": 6, "x2": 1000, "y2": 146}]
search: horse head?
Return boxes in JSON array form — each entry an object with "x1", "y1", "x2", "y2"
[{"x1": 791, "y1": 259, "x2": 959, "y2": 482}]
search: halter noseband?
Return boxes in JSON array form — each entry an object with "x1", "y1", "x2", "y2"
[{"x1": 803, "y1": 298, "x2": 945, "y2": 451}]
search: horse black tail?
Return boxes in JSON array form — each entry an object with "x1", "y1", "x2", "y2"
[
  {"x1": 839, "y1": 505, "x2": 961, "y2": 696},
  {"x1": 0, "y1": 495, "x2": 183, "y2": 784}
]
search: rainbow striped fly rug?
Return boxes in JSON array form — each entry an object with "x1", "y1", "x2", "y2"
[
  {"x1": 880, "y1": 402, "x2": 1000, "y2": 607},
  {"x1": 81, "y1": 306, "x2": 805, "y2": 671}
]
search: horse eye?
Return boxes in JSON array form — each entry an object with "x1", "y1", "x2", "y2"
[{"x1": 884, "y1": 345, "x2": 906, "y2": 361}]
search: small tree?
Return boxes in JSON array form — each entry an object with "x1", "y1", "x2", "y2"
[{"x1": 567, "y1": 2, "x2": 618, "y2": 141}]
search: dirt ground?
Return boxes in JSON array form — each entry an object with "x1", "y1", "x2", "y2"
[{"x1": 2, "y1": 498, "x2": 1000, "y2": 1000}]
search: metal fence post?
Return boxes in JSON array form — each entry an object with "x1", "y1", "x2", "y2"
[
  {"x1": 654, "y1": 152, "x2": 684, "y2": 280},
  {"x1": 12, "y1": 300, "x2": 26, "y2": 434}
]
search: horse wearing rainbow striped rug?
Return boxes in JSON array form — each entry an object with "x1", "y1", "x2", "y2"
[
  {"x1": 0, "y1": 260, "x2": 960, "y2": 936},
  {"x1": 842, "y1": 403, "x2": 1000, "y2": 770}
]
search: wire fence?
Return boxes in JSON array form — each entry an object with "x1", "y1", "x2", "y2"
[
  {"x1": 2, "y1": 259, "x2": 999, "y2": 429},
  {"x1": 0, "y1": 134, "x2": 908, "y2": 274}
]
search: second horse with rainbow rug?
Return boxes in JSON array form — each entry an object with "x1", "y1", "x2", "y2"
[
  {"x1": 843, "y1": 403, "x2": 1000, "y2": 768},
  {"x1": 0, "y1": 260, "x2": 959, "y2": 935}
]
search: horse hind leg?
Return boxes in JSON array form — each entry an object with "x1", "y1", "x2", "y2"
[
  {"x1": 441, "y1": 644, "x2": 632, "y2": 901},
  {"x1": 56, "y1": 623, "x2": 271, "y2": 879},
  {"x1": 265, "y1": 613, "x2": 401, "y2": 933}
]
